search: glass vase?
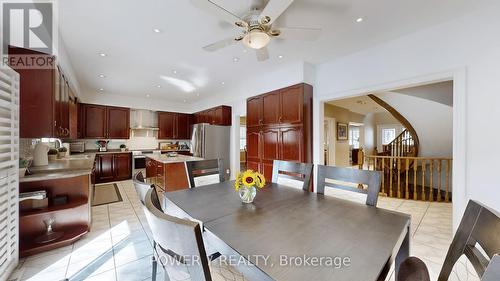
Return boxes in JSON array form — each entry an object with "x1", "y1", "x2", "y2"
[{"x1": 238, "y1": 186, "x2": 257, "y2": 203}]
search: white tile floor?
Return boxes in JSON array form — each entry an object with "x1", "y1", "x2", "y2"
[{"x1": 10, "y1": 180, "x2": 478, "y2": 281}]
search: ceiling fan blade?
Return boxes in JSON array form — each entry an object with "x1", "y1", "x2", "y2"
[
  {"x1": 256, "y1": 47, "x2": 269, "y2": 61},
  {"x1": 190, "y1": 0, "x2": 244, "y2": 26},
  {"x1": 277, "y1": 27, "x2": 321, "y2": 41},
  {"x1": 202, "y1": 37, "x2": 239, "y2": 52},
  {"x1": 260, "y1": 0, "x2": 294, "y2": 25}
]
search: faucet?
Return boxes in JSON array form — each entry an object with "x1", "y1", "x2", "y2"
[{"x1": 54, "y1": 138, "x2": 63, "y2": 149}]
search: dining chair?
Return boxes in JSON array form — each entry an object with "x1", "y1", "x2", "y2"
[
  {"x1": 481, "y1": 255, "x2": 500, "y2": 281},
  {"x1": 398, "y1": 200, "x2": 500, "y2": 281},
  {"x1": 316, "y1": 165, "x2": 381, "y2": 206},
  {"x1": 133, "y1": 171, "x2": 162, "y2": 211},
  {"x1": 143, "y1": 189, "x2": 245, "y2": 281},
  {"x1": 271, "y1": 160, "x2": 313, "y2": 191},
  {"x1": 185, "y1": 159, "x2": 225, "y2": 188}
]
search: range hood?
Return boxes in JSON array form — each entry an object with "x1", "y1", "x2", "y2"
[{"x1": 130, "y1": 109, "x2": 159, "y2": 130}]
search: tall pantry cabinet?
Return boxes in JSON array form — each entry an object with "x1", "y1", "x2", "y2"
[{"x1": 246, "y1": 83, "x2": 313, "y2": 183}]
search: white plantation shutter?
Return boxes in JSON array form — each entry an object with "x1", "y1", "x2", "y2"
[{"x1": 0, "y1": 66, "x2": 19, "y2": 281}]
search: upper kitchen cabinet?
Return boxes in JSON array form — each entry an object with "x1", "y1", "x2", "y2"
[
  {"x1": 158, "y1": 112, "x2": 192, "y2": 140},
  {"x1": 8, "y1": 46, "x2": 76, "y2": 138},
  {"x1": 246, "y1": 84, "x2": 310, "y2": 129},
  {"x1": 194, "y1": 105, "x2": 231, "y2": 126},
  {"x1": 80, "y1": 104, "x2": 130, "y2": 139}
]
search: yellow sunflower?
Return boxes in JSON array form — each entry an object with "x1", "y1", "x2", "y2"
[
  {"x1": 254, "y1": 172, "x2": 266, "y2": 188},
  {"x1": 234, "y1": 171, "x2": 242, "y2": 190},
  {"x1": 242, "y1": 170, "x2": 256, "y2": 187}
]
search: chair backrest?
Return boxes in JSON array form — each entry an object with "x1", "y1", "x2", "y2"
[
  {"x1": 316, "y1": 165, "x2": 381, "y2": 206},
  {"x1": 185, "y1": 159, "x2": 224, "y2": 188},
  {"x1": 133, "y1": 171, "x2": 162, "y2": 211},
  {"x1": 438, "y1": 200, "x2": 500, "y2": 281},
  {"x1": 481, "y1": 255, "x2": 500, "y2": 281},
  {"x1": 143, "y1": 189, "x2": 212, "y2": 280},
  {"x1": 271, "y1": 160, "x2": 313, "y2": 191}
]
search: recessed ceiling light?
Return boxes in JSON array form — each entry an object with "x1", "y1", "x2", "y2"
[
  {"x1": 196, "y1": 93, "x2": 200, "y2": 97},
  {"x1": 242, "y1": 49, "x2": 248, "y2": 53},
  {"x1": 99, "y1": 53, "x2": 107, "y2": 57},
  {"x1": 233, "y1": 57, "x2": 240, "y2": 62},
  {"x1": 221, "y1": 81, "x2": 225, "y2": 85},
  {"x1": 172, "y1": 70, "x2": 177, "y2": 74},
  {"x1": 277, "y1": 55, "x2": 284, "y2": 59},
  {"x1": 98, "y1": 74, "x2": 106, "y2": 78},
  {"x1": 146, "y1": 94, "x2": 150, "y2": 98},
  {"x1": 153, "y1": 28, "x2": 161, "y2": 33},
  {"x1": 156, "y1": 85, "x2": 161, "y2": 88},
  {"x1": 99, "y1": 88, "x2": 104, "y2": 91},
  {"x1": 183, "y1": 99, "x2": 187, "y2": 103},
  {"x1": 356, "y1": 17, "x2": 364, "y2": 23}
]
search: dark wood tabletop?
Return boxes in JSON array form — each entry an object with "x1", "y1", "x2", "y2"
[{"x1": 164, "y1": 181, "x2": 411, "y2": 281}]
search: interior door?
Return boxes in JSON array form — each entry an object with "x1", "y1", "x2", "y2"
[
  {"x1": 246, "y1": 96, "x2": 262, "y2": 127},
  {"x1": 261, "y1": 128, "x2": 280, "y2": 180},
  {"x1": 280, "y1": 85, "x2": 303, "y2": 124},
  {"x1": 83, "y1": 104, "x2": 107, "y2": 138},
  {"x1": 107, "y1": 107, "x2": 130, "y2": 139}
]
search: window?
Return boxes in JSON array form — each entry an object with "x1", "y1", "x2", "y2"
[
  {"x1": 382, "y1": 128, "x2": 396, "y2": 145},
  {"x1": 240, "y1": 127, "x2": 246, "y2": 150},
  {"x1": 349, "y1": 127, "x2": 360, "y2": 148}
]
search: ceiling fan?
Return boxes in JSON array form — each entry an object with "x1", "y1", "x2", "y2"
[{"x1": 191, "y1": 0, "x2": 322, "y2": 61}]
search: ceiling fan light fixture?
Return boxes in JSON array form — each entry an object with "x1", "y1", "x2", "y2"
[{"x1": 242, "y1": 30, "x2": 270, "y2": 49}]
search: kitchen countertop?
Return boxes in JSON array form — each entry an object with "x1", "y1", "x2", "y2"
[
  {"x1": 20, "y1": 153, "x2": 96, "y2": 183},
  {"x1": 80, "y1": 149, "x2": 132, "y2": 154},
  {"x1": 145, "y1": 154, "x2": 203, "y2": 164}
]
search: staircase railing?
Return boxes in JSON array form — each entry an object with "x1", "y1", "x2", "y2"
[
  {"x1": 382, "y1": 129, "x2": 415, "y2": 157},
  {"x1": 363, "y1": 155, "x2": 452, "y2": 202}
]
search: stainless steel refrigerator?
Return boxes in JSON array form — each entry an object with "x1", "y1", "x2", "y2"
[{"x1": 190, "y1": 123, "x2": 231, "y2": 179}]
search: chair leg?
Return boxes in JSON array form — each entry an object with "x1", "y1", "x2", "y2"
[{"x1": 151, "y1": 255, "x2": 158, "y2": 281}]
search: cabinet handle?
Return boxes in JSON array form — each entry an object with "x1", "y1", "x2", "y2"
[
  {"x1": 279, "y1": 116, "x2": 282, "y2": 123},
  {"x1": 65, "y1": 128, "x2": 69, "y2": 136}
]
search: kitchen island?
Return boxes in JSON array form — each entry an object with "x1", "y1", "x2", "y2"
[{"x1": 145, "y1": 154, "x2": 203, "y2": 191}]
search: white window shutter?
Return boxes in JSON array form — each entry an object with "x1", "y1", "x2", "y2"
[{"x1": 0, "y1": 66, "x2": 20, "y2": 281}]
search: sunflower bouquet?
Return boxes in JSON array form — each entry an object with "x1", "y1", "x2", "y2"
[{"x1": 234, "y1": 170, "x2": 266, "y2": 203}]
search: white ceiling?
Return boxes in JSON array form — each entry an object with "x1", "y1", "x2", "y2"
[
  {"x1": 58, "y1": 0, "x2": 489, "y2": 104},
  {"x1": 327, "y1": 96, "x2": 385, "y2": 115}
]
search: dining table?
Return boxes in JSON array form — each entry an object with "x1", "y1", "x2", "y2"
[{"x1": 163, "y1": 181, "x2": 411, "y2": 281}]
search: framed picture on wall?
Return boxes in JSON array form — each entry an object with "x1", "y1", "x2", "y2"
[{"x1": 337, "y1": 122, "x2": 348, "y2": 140}]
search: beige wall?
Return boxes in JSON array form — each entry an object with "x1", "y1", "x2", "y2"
[{"x1": 324, "y1": 104, "x2": 365, "y2": 167}]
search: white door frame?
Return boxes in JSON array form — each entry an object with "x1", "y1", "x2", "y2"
[
  {"x1": 314, "y1": 68, "x2": 466, "y2": 230},
  {"x1": 324, "y1": 117, "x2": 336, "y2": 166}
]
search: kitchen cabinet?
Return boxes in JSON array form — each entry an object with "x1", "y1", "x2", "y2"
[
  {"x1": 95, "y1": 153, "x2": 132, "y2": 183},
  {"x1": 146, "y1": 157, "x2": 156, "y2": 179},
  {"x1": 246, "y1": 83, "x2": 313, "y2": 182},
  {"x1": 194, "y1": 105, "x2": 231, "y2": 126},
  {"x1": 114, "y1": 153, "x2": 132, "y2": 181},
  {"x1": 95, "y1": 154, "x2": 115, "y2": 183},
  {"x1": 158, "y1": 112, "x2": 192, "y2": 140},
  {"x1": 8, "y1": 46, "x2": 76, "y2": 138},
  {"x1": 80, "y1": 104, "x2": 130, "y2": 139},
  {"x1": 68, "y1": 94, "x2": 78, "y2": 139},
  {"x1": 144, "y1": 157, "x2": 189, "y2": 191}
]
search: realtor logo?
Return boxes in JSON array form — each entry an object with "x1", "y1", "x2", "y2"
[
  {"x1": 1, "y1": 1, "x2": 56, "y2": 68},
  {"x1": 2, "y1": 1, "x2": 52, "y2": 53}
]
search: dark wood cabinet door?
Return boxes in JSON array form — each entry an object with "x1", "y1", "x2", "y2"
[
  {"x1": 156, "y1": 162, "x2": 165, "y2": 189},
  {"x1": 107, "y1": 106, "x2": 130, "y2": 139},
  {"x1": 261, "y1": 128, "x2": 280, "y2": 180},
  {"x1": 213, "y1": 107, "x2": 223, "y2": 125},
  {"x1": 280, "y1": 85, "x2": 303, "y2": 124},
  {"x1": 145, "y1": 158, "x2": 156, "y2": 179},
  {"x1": 220, "y1": 106, "x2": 232, "y2": 126},
  {"x1": 247, "y1": 96, "x2": 263, "y2": 127},
  {"x1": 176, "y1": 113, "x2": 190, "y2": 139},
  {"x1": 246, "y1": 128, "x2": 261, "y2": 164},
  {"x1": 68, "y1": 97, "x2": 78, "y2": 139},
  {"x1": 262, "y1": 91, "x2": 280, "y2": 125},
  {"x1": 247, "y1": 161, "x2": 260, "y2": 173},
  {"x1": 54, "y1": 67, "x2": 62, "y2": 137},
  {"x1": 83, "y1": 104, "x2": 107, "y2": 138},
  {"x1": 96, "y1": 154, "x2": 114, "y2": 183},
  {"x1": 61, "y1": 79, "x2": 70, "y2": 137},
  {"x1": 113, "y1": 153, "x2": 131, "y2": 180},
  {"x1": 280, "y1": 127, "x2": 303, "y2": 162},
  {"x1": 158, "y1": 112, "x2": 176, "y2": 139}
]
